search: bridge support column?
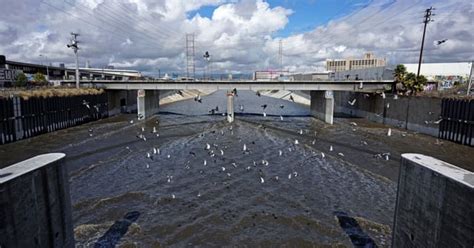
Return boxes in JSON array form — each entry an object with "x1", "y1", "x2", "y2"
[
  {"x1": 310, "y1": 90, "x2": 334, "y2": 124},
  {"x1": 227, "y1": 91, "x2": 234, "y2": 123},
  {"x1": 137, "y1": 89, "x2": 160, "y2": 120}
]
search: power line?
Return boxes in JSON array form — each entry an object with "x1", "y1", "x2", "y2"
[
  {"x1": 287, "y1": 0, "x2": 425, "y2": 57},
  {"x1": 86, "y1": 1, "x2": 180, "y2": 40},
  {"x1": 61, "y1": 0, "x2": 168, "y2": 46},
  {"x1": 99, "y1": 1, "x2": 183, "y2": 39},
  {"x1": 40, "y1": 0, "x2": 164, "y2": 50}
]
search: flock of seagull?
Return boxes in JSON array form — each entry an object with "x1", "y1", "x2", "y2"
[
  {"x1": 134, "y1": 123, "x2": 331, "y2": 199},
  {"x1": 109, "y1": 90, "x2": 444, "y2": 200}
]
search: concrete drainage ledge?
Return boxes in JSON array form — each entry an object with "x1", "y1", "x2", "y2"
[
  {"x1": 392, "y1": 153, "x2": 474, "y2": 247},
  {"x1": 0, "y1": 153, "x2": 74, "y2": 248}
]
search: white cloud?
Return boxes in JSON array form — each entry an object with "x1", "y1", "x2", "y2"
[{"x1": 0, "y1": 0, "x2": 471, "y2": 76}]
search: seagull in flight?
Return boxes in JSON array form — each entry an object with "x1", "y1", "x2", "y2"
[
  {"x1": 232, "y1": 88, "x2": 238, "y2": 96},
  {"x1": 436, "y1": 39, "x2": 448, "y2": 45},
  {"x1": 82, "y1": 100, "x2": 90, "y2": 109},
  {"x1": 348, "y1": 99, "x2": 357, "y2": 106},
  {"x1": 194, "y1": 94, "x2": 202, "y2": 103}
]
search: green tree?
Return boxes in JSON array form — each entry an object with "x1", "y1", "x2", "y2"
[
  {"x1": 394, "y1": 64, "x2": 407, "y2": 82},
  {"x1": 414, "y1": 75, "x2": 428, "y2": 94},
  {"x1": 14, "y1": 72, "x2": 28, "y2": 87},
  {"x1": 404, "y1": 72, "x2": 427, "y2": 95},
  {"x1": 393, "y1": 64, "x2": 407, "y2": 94},
  {"x1": 32, "y1": 72, "x2": 47, "y2": 86},
  {"x1": 393, "y1": 64, "x2": 427, "y2": 95}
]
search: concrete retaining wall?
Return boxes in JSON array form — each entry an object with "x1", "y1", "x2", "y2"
[
  {"x1": 0, "y1": 153, "x2": 74, "y2": 248},
  {"x1": 392, "y1": 154, "x2": 474, "y2": 247},
  {"x1": 335, "y1": 92, "x2": 441, "y2": 136}
]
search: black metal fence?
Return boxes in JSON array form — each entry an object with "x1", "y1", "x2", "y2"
[
  {"x1": 439, "y1": 98, "x2": 473, "y2": 146},
  {"x1": 0, "y1": 93, "x2": 108, "y2": 145}
]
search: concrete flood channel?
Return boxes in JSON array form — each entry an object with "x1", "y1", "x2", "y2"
[{"x1": 0, "y1": 90, "x2": 472, "y2": 247}]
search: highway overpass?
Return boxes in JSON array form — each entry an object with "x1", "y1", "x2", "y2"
[{"x1": 60, "y1": 79, "x2": 394, "y2": 124}]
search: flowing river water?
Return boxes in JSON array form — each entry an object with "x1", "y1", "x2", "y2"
[{"x1": 1, "y1": 90, "x2": 472, "y2": 247}]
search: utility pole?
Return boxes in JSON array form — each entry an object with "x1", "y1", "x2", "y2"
[
  {"x1": 467, "y1": 61, "x2": 473, "y2": 96},
  {"x1": 67, "y1": 32, "x2": 80, "y2": 88},
  {"x1": 417, "y1": 7, "x2": 434, "y2": 77}
]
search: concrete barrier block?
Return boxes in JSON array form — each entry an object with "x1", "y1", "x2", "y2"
[
  {"x1": 392, "y1": 154, "x2": 474, "y2": 248},
  {"x1": 0, "y1": 153, "x2": 74, "y2": 248}
]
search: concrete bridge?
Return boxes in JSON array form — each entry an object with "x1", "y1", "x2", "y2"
[{"x1": 61, "y1": 79, "x2": 394, "y2": 124}]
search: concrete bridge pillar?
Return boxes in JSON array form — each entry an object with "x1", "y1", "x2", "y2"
[
  {"x1": 310, "y1": 90, "x2": 334, "y2": 124},
  {"x1": 227, "y1": 91, "x2": 234, "y2": 123},
  {"x1": 137, "y1": 89, "x2": 160, "y2": 120}
]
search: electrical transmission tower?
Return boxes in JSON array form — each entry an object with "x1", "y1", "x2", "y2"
[
  {"x1": 279, "y1": 40, "x2": 283, "y2": 76},
  {"x1": 417, "y1": 7, "x2": 435, "y2": 77},
  {"x1": 186, "y1": 33, "x2": 196, "y2": 80},
  {"x1": 67, "y1": 32, "x2": 80, "y2": 88}
]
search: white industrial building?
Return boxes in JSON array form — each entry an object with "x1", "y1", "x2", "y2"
[{"x1": 403, "y1": 62, "x2": 472, "y2": 79}]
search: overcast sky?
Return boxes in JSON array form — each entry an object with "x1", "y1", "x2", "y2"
[{"x1": 0, "y1": 0, "x2": 472, "y2": 76}]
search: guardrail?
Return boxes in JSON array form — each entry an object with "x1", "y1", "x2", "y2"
[{"x1": 0, "y1": 153, "x2": 74, "y2": 248}]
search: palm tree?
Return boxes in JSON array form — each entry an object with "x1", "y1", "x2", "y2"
[
  {"x1": 394, "y1": 64, "x2": 407, "y2": 94},
  {"x1": 403, "y1": 73, "x2": 427, "y2": 95}
]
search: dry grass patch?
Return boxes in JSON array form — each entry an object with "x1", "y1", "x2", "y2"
[{"x1": 0, "y1": 87, "x2": 104, "y2": 100}]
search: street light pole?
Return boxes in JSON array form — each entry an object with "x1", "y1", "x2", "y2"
[
  {"x1": 74, "y1": 51, "x2": 79, "y2": 87},
  {"x1": 67, "y1": 32, "x2": 80, "y2": 88},
  {"x1": 39, "y1": 54, "x2": 50, "y2": 81},
  {"x1": 203, "y1": 51, "x2": 211, "y2": 80}
]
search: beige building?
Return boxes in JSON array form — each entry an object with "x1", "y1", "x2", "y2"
[{"x1": 326, "y1": 53, "x2": 386, "y2": 72}]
